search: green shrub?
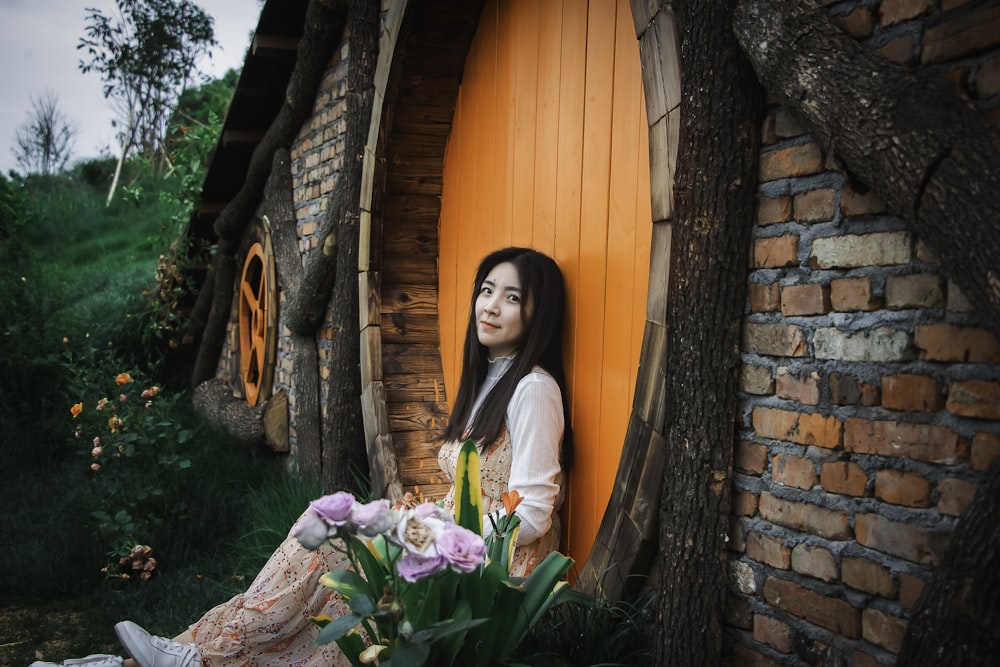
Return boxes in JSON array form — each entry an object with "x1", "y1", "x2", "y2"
[{"x1": 64, "y1": 356, "x2": 199, "y2": 556}]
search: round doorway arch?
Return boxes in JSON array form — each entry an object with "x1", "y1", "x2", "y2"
[{"x1": 358, "y1": 0, "x2": 680, "y2": 600}]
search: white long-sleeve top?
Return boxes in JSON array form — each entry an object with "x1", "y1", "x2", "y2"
[{"x1": 469, "y1": 356, "x2": 565, "y2": 545}]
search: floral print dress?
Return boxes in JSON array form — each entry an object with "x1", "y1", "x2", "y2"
[
  {"x1": 438, "y1": 426, "x2": 562, "y2": 578},
  {"x1": 188, "y1": 512, "x2": 353, "y2": 667}
]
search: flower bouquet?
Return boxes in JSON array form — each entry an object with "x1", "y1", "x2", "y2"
[{"x1": 292, "y1": 440, "x2": 574, "y2": 666}]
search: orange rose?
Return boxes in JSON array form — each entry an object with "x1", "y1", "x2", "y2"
[
  {"x1": 115, "y1": 372, "x2": 134, "y2": 386},
  {"x1": 71, "y1": 402, "x2": 83, "y2": 418}
]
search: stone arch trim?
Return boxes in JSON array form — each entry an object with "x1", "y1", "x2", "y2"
[{"x1": 356, "y1": 0, "x2": 680, "y2": 601}]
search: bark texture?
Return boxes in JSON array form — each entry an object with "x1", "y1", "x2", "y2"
[
  {"x1": 733, "y1": 0, "x2": 1000, "y2": 342},
  {"x1": 655, "y1": 1, "x2": 763, "y2": 664},
  {"x1": 318, "y1": 0, "x2": 378, "y2": 493},
  {"x1": 193, "y1": 377, "x2": 265, "y2": 446},
  {"x1": 265, "y1": 150, "x2": 324, "y2": 482},
  {"x1": 895, "y1": 457, "x2": 1000, "y2": 665}
]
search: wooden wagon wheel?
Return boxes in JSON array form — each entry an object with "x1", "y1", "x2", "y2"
[{"x1": 238, "y1": 236, "x2": 276, "y2": 406}]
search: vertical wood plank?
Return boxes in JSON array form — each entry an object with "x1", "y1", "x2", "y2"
[
  {"x1": 465, "y1": 0, "x2": 500, "y2": 386},
  {"x1": 453, "y1": 36, "x2": 477, "y2": 394},
  {"x1": 532, "y1": 0, "x2": 562, "y2": 254},
  {"x1": 567, "y1": 0, "x2": 617, "y2": 565},
  {"x1": 510, "y1": 0, "x2": 539, "y2": 247},
  {"x1": 493, "y1": 0, "x2": 516, "y2": 250},
  {"x1": 553, "y1": 0, "x2": 587, "y2": 401},
  {"x1": 599, "y1": 0, "x2": 641, "y2": 506},
  {"x1": 438, "y1": 100, "x2": 459, "y2": 394}
]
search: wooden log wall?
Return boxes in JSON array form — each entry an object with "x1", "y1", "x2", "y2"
[{"x1": 358, "y1": 0, "x2": 486, "y2": 502}]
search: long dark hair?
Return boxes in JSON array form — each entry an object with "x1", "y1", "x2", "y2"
[{"x1": 442, "y1": 247, "x2": 573, "y2": 468}]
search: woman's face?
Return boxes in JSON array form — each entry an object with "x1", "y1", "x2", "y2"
[{"x1": 475, "y1": 261, "x2": 528, "y2": 359}]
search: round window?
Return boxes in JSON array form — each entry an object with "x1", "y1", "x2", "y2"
[{"x1": 238, "y1": 237, "x2": 276, "y2": 405}]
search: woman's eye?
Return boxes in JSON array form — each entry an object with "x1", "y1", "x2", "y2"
[{"x1": 507, "y1": 294, "x2": 520, "y2": 303}]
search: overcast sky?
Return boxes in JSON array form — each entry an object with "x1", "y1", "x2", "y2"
[{"x1": 1, "y1": 0, "x2": 263, "y2": 174}]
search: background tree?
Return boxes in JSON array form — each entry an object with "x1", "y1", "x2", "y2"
[
  {"x1": 11, "y1": 90, "x2": 76, "y2": 176},
  {"x1": 147, "y1": 69, "x2": 239, "y2": 354},
  {"x1": 78, "y1": 0, "x2": 216, "y2": 205},
  {"x1": 168, "y1": 67, "x2": 238, "y2": 135}
]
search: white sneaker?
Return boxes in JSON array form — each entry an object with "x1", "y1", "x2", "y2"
[
  {"x1": 65, "y1": 658, "x2": 123, "y2": 667},
  {"x1": 29, "y1": 655, "x2": 123, "y2": 667},
  {"x1": 114, "y1": 621, "x2": 200, "y2": 667}
]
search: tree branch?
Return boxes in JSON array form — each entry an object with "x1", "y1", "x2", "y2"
[{"x1": 733, "y1": 0, "x2": 1000, "y2": 341}]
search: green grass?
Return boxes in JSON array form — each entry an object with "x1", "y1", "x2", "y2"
[
  {"x1": 513, "y1": 589, "x2": 657, "y2": 666},
  {"x1": 0, "y1": 166, "x2": 319, "y2": 666}
]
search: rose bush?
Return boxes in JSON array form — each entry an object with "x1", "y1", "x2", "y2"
[{"x1": 66, "y1": 357, "x2": 200, "y2": 577}]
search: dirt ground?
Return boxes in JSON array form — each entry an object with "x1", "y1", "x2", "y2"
[{"x1": 0, "y1": 604, "x2": 121, "y2": 667}]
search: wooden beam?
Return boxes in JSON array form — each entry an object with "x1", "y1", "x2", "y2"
[
  {"x1": 197, "y1": 201, "x2": 227, "y2": 217},
  {"x1": 223, "y1": 129, "x2": 266, "y2": 147},
  {"x1": 361, "y1": 381, "x2": 404, "y2": 501},
  {"x1": 576, "y1": 413, "x2": 664, "y2": 601},
  {"x1": 252, "y1": 34, "x2": 301, "y2": 56}
]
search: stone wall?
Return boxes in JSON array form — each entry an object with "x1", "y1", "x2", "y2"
[{"x1": 727, "y1": 1, "x2": 1000, "y2": 663}]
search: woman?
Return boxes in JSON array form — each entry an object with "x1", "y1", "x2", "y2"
[
  {"x1": 36, "y1": 247, "x2": 572, "y2": 667},
  {"x1": 437, "y1": 246, "x2": 572, "y2": 577}
]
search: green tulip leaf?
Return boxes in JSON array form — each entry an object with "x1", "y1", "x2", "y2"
[
  {"x1": 320, "y1": 569, "x2": 368, "y2": 599},
  {"x1": 315, "y1": 612, "x2": 364, "y2": 644},
  {"x1": 454, "y1": 439, "x2": 484, "y2": 535}
]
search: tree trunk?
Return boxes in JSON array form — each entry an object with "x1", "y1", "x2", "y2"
[
  {"x1": 319, "y1": 0, "x2": 378, "y2": 493},
  {"x1": 267, "y1": 149, "x2": 324, "y2": 483},
  {"x1": 105, "y1": 134, "x2": 129, "y2": 207},
  {"x1": 896, "y1": 458, "x2": 1000, "y2": 665},
  {"x1": 192, "y1": 377, "x2": 265, "y2": 446},
  {"x1": 732, "y1": 0, "x2": 1000, "y2": 343},
  {"x1": 654, "y1": 1, "x2": 763, "y2": 664}
]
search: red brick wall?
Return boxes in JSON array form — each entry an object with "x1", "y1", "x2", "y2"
[{"x1": 728, "y1": 1, "x2": 1000, "y2": 663}]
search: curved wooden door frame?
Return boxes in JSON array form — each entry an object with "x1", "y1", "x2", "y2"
[{"x1": 357, "y1": 0, "x2": 680, "y2": 602}]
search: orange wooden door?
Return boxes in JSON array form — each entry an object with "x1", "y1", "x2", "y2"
[{"x1": 438, "y1": 0, "x2": 650, "y2": 567}]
